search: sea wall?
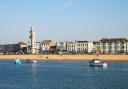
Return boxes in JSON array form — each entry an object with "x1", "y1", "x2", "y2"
[{"x1": 0, "y1": 54, "x2": 128, "y2": 61}]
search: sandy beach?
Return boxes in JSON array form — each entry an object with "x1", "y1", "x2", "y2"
[{"x1": 0, "y1": 54, "x2": 128, "y2": 62}]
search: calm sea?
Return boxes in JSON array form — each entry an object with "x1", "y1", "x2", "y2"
[{"x1": 0, "y1": 60, "x2": 128, "y2": 89}]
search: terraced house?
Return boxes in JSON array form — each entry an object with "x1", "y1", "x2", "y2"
[
  {"x1": 66, "y1": 41, "x2": 77, "y2": 53},
  {"x1": 76, "y1": 41, "x2": 88, "y2": 53},
  {"x1": 97, "y1": 38, "x2": 128, "y2": 54},
  {"x1": 66, "y1": 41, "x2": 88, "y2": 53}
]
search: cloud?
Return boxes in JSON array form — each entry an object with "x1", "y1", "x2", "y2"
[{"x1": 64, "y1": 0, "x2": 76, "y2": 7}]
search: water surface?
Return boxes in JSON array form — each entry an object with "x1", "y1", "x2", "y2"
[{"x1": 0, "y1": 60, "x2": 128, "y2": 89}]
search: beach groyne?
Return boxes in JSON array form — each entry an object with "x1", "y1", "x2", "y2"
[{"x1": 0, "y1": 54, "x2": 128, "y2": 62}]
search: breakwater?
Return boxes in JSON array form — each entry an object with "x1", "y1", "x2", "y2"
[{"x1": 0, "y1": 54, "x2": 128, "y2": 62}]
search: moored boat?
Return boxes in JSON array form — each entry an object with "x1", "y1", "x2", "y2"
[
  {"x1": 89, "y1": 59, "x2": 107, "y2": 67},
  {"x1": 32, "y1": 60, "x2": 37, "y2": 63},
  {"x1": 15, "y1": 58, "x2": 21, "y2": 64},
  {"x1": 26, "y1": 59, "x2": 37, "y2": 64}
]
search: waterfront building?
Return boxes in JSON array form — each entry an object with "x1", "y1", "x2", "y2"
[
  {"x1": 56, "y1": 41, "x2": 67, "y2": 51},
  {"x1": 0, "y1": 42, "x2": 27, "y2": 54},
  {"x1": 88, "y1": 42, "x2": 94, "y2": 53},
  {"x1": 66, "y1": 41, "x2": 77, "y2": 53},
  {"x1": 66, "y1": 40, "x2": 88, "y2": 53},
  {"x1": 27, "y1": 27, "x2": 39, "y2": 54},
  {"x1": 41, "y1": 40, "x2": 51, "y2": 51},
  {"x1": 92, "y1": 41, "x2": 100, "y2": 54},
  {"x1": 18, "y1": 42, "x2": 27, "y2": 54},
  {"x1": 98, "y1": 38, "x2": 128, "y2": 54},
  {"x1": 0, "y1": 44, "x2": 19, "y2": 54},
  {"x1": 27, "y1": 41, "x2": 41, "y2": 54},
  {"x1": 76, "y1": 40, "x2": 88, "y2": 53},
  {"x1": 19, "y1": 42, "x2": 27, "y2": 48},
  {"x1": 40, "y1": 40, "x2": 53, "y2": 53}
]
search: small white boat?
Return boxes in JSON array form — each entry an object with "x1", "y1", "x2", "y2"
[
  {"x1": 32, "y1": 60, "x2": 37, "y2": 63},
  {"x1": 15, "y1": 58, "x2": 21, "y2": 64},
  {"x1": 26, "y1": 59, "x2": 37, "y2": 64},
  {"x1": 89, "y1": 59, "x2": 107, "y2": 67}
]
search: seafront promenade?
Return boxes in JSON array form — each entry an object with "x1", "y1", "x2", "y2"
[{"x1": 0, "y1": 54, "x2": 128, "y2": 62}]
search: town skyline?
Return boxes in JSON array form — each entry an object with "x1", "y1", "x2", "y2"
[{"x1": 0, "y1": 0, "x2": 128, "y2": 43}]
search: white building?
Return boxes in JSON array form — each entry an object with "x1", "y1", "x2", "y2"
[
  {"x1": 40, "y1": 40, "x2": 53, "y2": 51},
  {"x1": 56, "y1": 41, "x2": 67, "y2": 51},
  {"x1": 67, "y1": 41, "x2": 77, "y2": 53},
  {"x1": 27, "y1": 27, "x2": 40, "y2": 54},
  {"x1": 76, "y1": 41, "x2": 88, "y2": 53},
  {"x1": 41, "y1": 43, "x2": 49, "y2": 51},
  {"x1": 99, "y1": 38, "x2": 128, "y2": 54},
  {"x1": 88, "y1": 42, "x2": 94, "y2": 53},
  {"x1": 66, "y1": 40, "x2": 88, "y2": 53}
]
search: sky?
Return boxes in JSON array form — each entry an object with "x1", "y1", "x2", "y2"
[{"x1": 0, "y1": 0, "x2": 128, "y2": 43}]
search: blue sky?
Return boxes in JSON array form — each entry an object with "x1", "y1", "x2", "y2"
[{"x1": 0, "y1": 0, "x2": 128, "y2": 43}]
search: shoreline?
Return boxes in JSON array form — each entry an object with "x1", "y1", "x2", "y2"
[{"x1": 0, "y1": 54, "x2": 128, "y2": 62}]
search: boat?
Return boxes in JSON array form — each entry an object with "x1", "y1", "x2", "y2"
[
  {"x1": 15, "y1": 58, "x2": 21, "y2": 64},
  {"x1": 26, "y1": 59, "x2": 33, "y2": 63},
  {"x1": 32, "y1": 60, "x2": 37, "y2": 63},
  {"x1": 89, "y1": 59, "x2": 107, "y2": 67},
  {"x1": 26, "y1": 59, "x2": 37, "y2": 64}
]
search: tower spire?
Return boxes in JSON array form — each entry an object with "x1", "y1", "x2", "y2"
[{"x1": 29, "y1": 26, "x2": 36, "y2": 54}]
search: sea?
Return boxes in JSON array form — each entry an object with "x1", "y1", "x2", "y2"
[{"x1": 0, "y1": 60, "x2": 128, "y2": 89}]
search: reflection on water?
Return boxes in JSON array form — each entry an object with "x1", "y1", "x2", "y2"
[
  {"x1": 31, "y1": 63, "x2": 37, "y2": 89},
  {"x1": 90, "y1": 66, "x2": 107, "y2": 70},
  {"x1": 0, "y1": 61, "x2": 128, "y2": 89}
]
